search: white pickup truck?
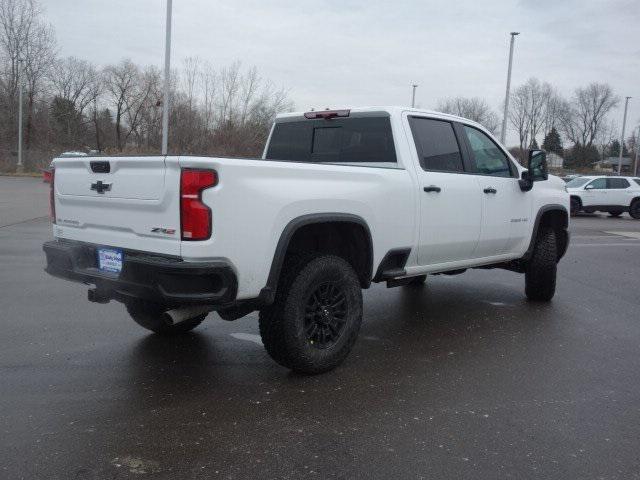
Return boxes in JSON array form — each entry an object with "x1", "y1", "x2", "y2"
[{"x1": 44, "y1": 107, "x2": 569, "y2": 374}]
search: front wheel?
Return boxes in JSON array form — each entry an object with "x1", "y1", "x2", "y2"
[
  {"x1": 126, "y1": 300, "x2": 206, "y2": 335},
  {"x1": 570, "y1": 197, "x2": 581, "y2": 216},
  {"x1": 630, "y1": 200, "x2": 640, "y2": 220},
  {"x1": 525, "y1": 228, "x2": 557, "y2": 302},
  {"x1": 259, "y1": 254, "x2": 363, "y2": 374}
]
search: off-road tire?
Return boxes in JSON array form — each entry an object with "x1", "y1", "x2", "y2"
[
  {"x1": 630, "y1": 200, "x2": 640, "y2": 220},
  {"x1": 525, "y1": 228, "x2": 557, "y2": 302},
  {"x1": 609, "y1": 210, "x2": 623, "y2": 217},
  {"x1": 126, "y1": 300, "x2": 206, "y2": 335},
  {"x1": 258, "y1": 254, "x2": 363, "y2": 374}
]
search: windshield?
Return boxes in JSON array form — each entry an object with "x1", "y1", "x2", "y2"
[{"x1": 566, "y1": 177, "x2": 589, "y2": 188}]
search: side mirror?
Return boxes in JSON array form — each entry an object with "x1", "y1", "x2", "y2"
[
  {"x1": 519, "y1": 149, "x2": 547, "y2": 192},
  {"x1": 528, "y1": 149, "x2": 548, "y2": 181},
  {"x1": 585, "y1": 184, "x2": 594, "y2": 190}
]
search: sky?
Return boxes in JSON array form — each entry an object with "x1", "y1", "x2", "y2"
[{"x1": 41, "y1": 0, "x2": 639, "y2": 146}]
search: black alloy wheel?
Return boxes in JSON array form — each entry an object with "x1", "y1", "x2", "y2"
[{"x1": 304, "y1": 281, "x2": 348, "y2": 349}]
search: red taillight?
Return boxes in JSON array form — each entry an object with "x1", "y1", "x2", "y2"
[
  {"x1": 304, "y1": 109, "x2": 350, "y2": 120},
  {"x1": 180, "y1": 168, "x2": 217, "y2": 241},
  {"x1": 49, "y1": 167, "x2": 56, "y2": 224}
]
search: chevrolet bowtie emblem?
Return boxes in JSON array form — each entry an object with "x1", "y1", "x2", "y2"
[{"x1": 90, "y1": 180, "x2": 112, "y2": 194}]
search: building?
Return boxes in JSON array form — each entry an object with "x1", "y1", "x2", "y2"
[
  {"x1": 547, "y1": 153, "x2": 563, "y2": 170},
  {"x1": 593, "y1": 157, "x2": 633, "y2": 174}
]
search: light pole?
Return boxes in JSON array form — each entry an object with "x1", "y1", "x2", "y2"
[
  {"x1": 411, "y1": 84, "x2": 418, "y2": 108},
  {"x1": 634, "y1": 124, "x2": 640, "y2": 176},
  {"x1": 500, "y1": 32, "x2": 519, "y2": 145},
  {"x1": 161, "y1": 0, "x2": 173, "y2": 155},
  {"x1": 618, "y1": 96, "x2": 631, "y2": 175},
  {"x1": 17, "y1": 58, "x2": 24, "y2": 173}
]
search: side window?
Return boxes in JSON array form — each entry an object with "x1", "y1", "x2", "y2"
[
  {"x1": 408, "y1": 117, "x2": 464, "y2": 172},
  {"x1": 634, "y1": 178, "x2": 640, "y2": 186},
  {"x1": 607, "y1": 178, "x2": 630, "y2": 189},
  {"x1": 587, "y1": 178, "x2": 607, "y2": 189},
  {"x1": 463, "y1": 126, "x2": 512, "y2": 177}
]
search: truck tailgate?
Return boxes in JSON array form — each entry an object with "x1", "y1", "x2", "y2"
[{"x1": 52, "y1": 156, "x2": 181, "y2": 256}]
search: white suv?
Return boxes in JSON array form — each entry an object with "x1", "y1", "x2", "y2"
[{"x1": 566, "y1": 176, "x2": 640, "y2": 218}]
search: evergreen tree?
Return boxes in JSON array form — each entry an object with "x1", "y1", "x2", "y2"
[
  {"x1": 608, "y1": 140, "x2": 621, "y2": 157},
  {"x1": 542, "y1": 127, "x2": 563, "y2": 155}
]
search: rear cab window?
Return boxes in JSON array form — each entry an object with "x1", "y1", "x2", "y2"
[{"x1": 266, "y1": 115, "x2": 397, "y2": 167}]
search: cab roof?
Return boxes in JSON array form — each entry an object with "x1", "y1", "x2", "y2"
[{"x1": 275, "y1": 106, "x2": 485, "y2": 130}]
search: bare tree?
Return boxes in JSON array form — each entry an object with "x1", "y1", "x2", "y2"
[
  {"x1": 103, "y1": 59, "x2": 139, "y2": 151},
  {"x1": 199, "y1": 61, "x2": 217, "y2": 131},
  {"x1": 436, "y1": 96, "x2": 500, "y2": 134},
  {"x1": 49, "y1": 57, "x2": 99, "y2": 116},
  {"x1": 49, "y1": 57, "x2": 100, "y2": 144},
  {"x1": 508, "y1": 78, "x2": 552, "y2": 151},
  {"x1": 559, "y1": 82, "x2": 619, "y2": 147},
  {"x1": 219, "y1": 61, "x2": 241, "y2": 124},
  {"x1": 0, "y1": 0, "x2": 55, "y2": 150}
]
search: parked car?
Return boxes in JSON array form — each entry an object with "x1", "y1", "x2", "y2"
[
  {"x1": 566, "y1": 176, "x2": 640, "y2": 218},
  {"x1": 43, "y1": 107, "x2": 570, "y2": 374},
  {"x1": 561, "y1": 174, "x2": 581, "y2": 183}
]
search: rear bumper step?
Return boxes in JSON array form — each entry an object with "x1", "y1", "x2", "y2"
[{"x1": 43, "y1": 240, "x2": 237, "y2": 307}]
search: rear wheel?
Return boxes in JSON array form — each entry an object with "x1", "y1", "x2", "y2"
[
  {"x1": 259, "y1": 254, "x2": 362, "y2": 374},
  {"x1": 609, "y1": 210, "x2": 623, "y2": 217},
  {"x1": 525, "y1": 228, "x2": 557, "y2": 302},
  {"x1": 126, "y1": 300, "x2": 206, "y2": 335},
  {"x1": 630, "y1": 200, "x2": 640, "y2": 220}
]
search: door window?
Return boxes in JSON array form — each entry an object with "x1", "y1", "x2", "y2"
[
  {"x1": 607, "y1": 178, "x2": 630, "y2": 189},
  {"x1": 586, "y1": 178, "x2": 607, "y2": 189},
  {"x1": 408, "y1": 117, "x2": 464, "y2": 172},
  {"x1": 463, "y1": 126, "x2": 513, "y2": 177}
]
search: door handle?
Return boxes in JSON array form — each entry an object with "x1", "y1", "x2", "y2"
[
  {"x1": 424, "y1": 185, "x2": 441, "y2": 193},
  {"x1": 483, "y1": 187, "x2": 497, "y2": 194}
]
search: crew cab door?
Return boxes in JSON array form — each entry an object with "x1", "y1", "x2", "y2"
[
  {"x1": 407, "y1": 116, "x2": 482, "y2": 265},
  {"x1": 458, "y1": 125, "x2": 532, "y2": 257}
]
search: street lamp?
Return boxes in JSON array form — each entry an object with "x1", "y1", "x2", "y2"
[
  {"x1": 618, "y1": 96, "x2": 631, "y2": 175},
  {"x1": 500, "y1": 32, "x2": 519, "y2": 145},
  {"x1": 634, "y1": 124, "x2": 640, "y2": 176},
  {"x1": 161, "y1": 0, "x2": 173, "y2": 155},
  {"x1": 17, "y1": 58, "x2": 24, "y2": 173},
  {"x1": 411, "y1": 84, "x2": 418, "y2": 108}
]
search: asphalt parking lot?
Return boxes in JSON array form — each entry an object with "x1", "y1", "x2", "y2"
[{"x1": 2, "y1": 176, "x2": 640, "y2": 479}]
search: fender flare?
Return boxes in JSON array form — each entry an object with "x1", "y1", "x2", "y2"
[
  {"x1": 258, "y1": 213, "x2": 373, "y2": 305},
  {"x1": 523, "y1": 204, "x2": 569, "y2": 261}
]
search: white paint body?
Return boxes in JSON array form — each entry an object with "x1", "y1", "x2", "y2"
[
  {"x1": 51, "y1": 107, "x2": 569, "y2": 301},
  {"x1": 567, "y1": 176, "x2": 640, "y2": 208}
]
